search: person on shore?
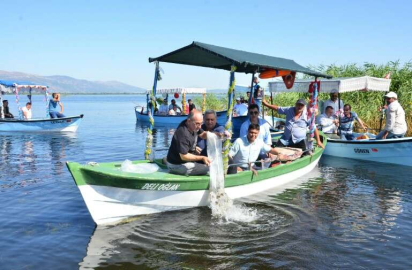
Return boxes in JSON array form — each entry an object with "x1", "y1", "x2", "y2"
[
  {"x1": 319, "y1": 106, "x2": 339, "y2": 135},
  {"x1": 158, "y1": 98, "x2": 169, "y2": 115},
  {"x1": 239, "y1": 104, "x2": 272, "y2": 148},
  {"x1": 188, "y1": 99, "x2": 196, "y2": 112},
  {"x1": 262, "y1": 98, "x2": 324, "y2": 151},
  {"x1": 322, "y1": 89, "x2": 344, "y2": 114},
  {"x1": 338, "y1": 104, "x2": 367, "y2": 140},
  {"x1": 49, "y1": 93, "x2": 65, "y2": 118},
  {"x1": 376, "y1": 92, "x2": 407, "y2": 139},
  {"x1": 2, "y1": 100, "x2": 14, "y2": 118},
  {"x1": 196, "y1": 110, "x2": 225, "y2": 157},
  {"x1": 228, "y1": 124, "x2": 291, "y2": 174},
  {"x1": 233, "y1": 97, "x2": 248, "y2": 116},
  {"x1": 22, "y1": 102, "x2": 32, "y2": 120},
  {"x1": 166, "y1": 110, "x2": 210, "y2": 176}
]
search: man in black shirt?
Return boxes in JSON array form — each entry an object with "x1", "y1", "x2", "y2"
[
  {"x1": 166, "y1": 110, "x2": 210, "y2": 175},
  {"x1": 188, "y1": 99, "x2": 196, "y2": 112},
  {"x1": 2, "y1": 100, "x2": 14, "y2": 118}
]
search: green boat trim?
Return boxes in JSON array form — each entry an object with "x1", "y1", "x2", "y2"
[{"x1": 66, "y1": 136, "x2": 326, "y2": 192}]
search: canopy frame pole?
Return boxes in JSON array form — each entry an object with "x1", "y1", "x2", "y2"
[
  {"x1": 45, "y1": 88, "x2": 50, "y2": 118},
  {"x1": 270, "y1": 91, "x2": 274, "y2": 127},
  {"x1": 378, "y1": 96, "x2": 386, "y2": 132},
  {"x1": 182, "y1": 92, "x2": 187, "y2": 115},
  {"x1": 338, "y1": 93, "x2": 342, "y2": 135},
  {"x1": 202, "y1": 93, "x2": 206, "y2": 113},
  {"x1": 145, "y1": 61, "x2": 160, "y2": 160},
  {"x1": 0, "y1": 89, "x2": 4, "y2": 118},
  {"x1": 223, "y1": 64, "x2": 236, "y2": 175},
  {"x1": 307, "y1": 77, "x2": 319, "y2": 150},
  {"x1": 14, "y1": 86, "x2": 23, "y2": 119},
  {"x1": 248, "y1": 72, "x2": 255, "y2": 106}
]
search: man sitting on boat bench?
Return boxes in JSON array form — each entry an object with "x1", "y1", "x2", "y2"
[
  {"x1": 228, "y1": 123, "x2": 291, "y2": 174},
  {"x1": 166, "y1": 110, "x2": 210, "y2": 176}
]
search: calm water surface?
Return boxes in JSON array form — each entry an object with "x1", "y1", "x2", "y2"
[{"x1": 1, "y1": 95, "x2": 412, "y2": 269}]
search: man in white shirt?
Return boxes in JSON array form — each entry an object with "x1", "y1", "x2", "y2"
[
  {"x1": 323, "y1": 90, "x2": 344, "y2": 114},
  {"x1": 228, "y1": 123, "x2": 289, "y2": 174},
  {"x1": 318, "y1": 106, "x2": 339, "y2": 135},
  {"x1": 158, "y1": 99, "x2": 169, "y2": 115},
  {"x1": 233, "y1": 97, "x2": 248, "y2": 116},
  {"x1": 239, "y1": 104, "x2": 272, "y2": 146},
  {"x1": 376, "y1": 92, "x2": 407, "y2": 139},
  {"x1": 22, "y1": 102, "x2": 32, "y2": 119}
]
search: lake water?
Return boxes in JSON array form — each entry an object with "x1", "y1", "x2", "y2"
[{"x1": 1, "y1": 95, "x2": 412, "y2": 269}]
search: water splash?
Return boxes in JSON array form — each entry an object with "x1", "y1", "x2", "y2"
[{"x1": 207, "y1": 132, "x2": 258, "y2": 223}]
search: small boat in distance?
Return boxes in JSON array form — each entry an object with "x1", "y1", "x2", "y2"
[
  {"x1": 0, "y1": 80, "x2": 83, "y2": 132},
  {"x1": 135, "y1": 87, "x2": 227, "y2": 125}
]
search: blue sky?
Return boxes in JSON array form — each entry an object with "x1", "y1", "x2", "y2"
[{"x1": 1, "y1": 0, "x2": 411, "y2": 89}]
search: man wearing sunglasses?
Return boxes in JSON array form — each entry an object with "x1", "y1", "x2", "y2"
[
  {"x1": 166, "y1": 110, "x2": 210, "y2": 176},
  {"x1": 239, "y1": 104, "x2": 272, "y2": 150},
  {"x1": 262, "y1": 98, "x2": 324, "y2": 152},
  {"x1": 376, "y1": 92, "x2": 407, "y2": 139}
]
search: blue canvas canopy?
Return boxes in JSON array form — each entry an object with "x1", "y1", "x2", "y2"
[
  {"x1": 149, "y1": 41, "x2": 332, "y2": 78},
  {"x1": 0, "y1": 80, "x2": 48, "y2": 94}
]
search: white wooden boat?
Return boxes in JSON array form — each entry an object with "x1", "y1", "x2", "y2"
[
  {"x1": 269, "y1": 76, "x2": 412, "y2": 166},
  {"x1": 0, "y1": 80, "x2": 83, "y2": 132}
]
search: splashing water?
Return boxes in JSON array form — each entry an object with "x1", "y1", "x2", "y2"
[{"x1": 207, "y1": 132, "x2": 258, "y2": 223}]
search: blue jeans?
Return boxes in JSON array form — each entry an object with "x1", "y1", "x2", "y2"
[
  {"x1": 376, "y1": 130, "x2": 405, "y2": 140},
  {"x1": 339, "y1": 130, "x2": 355, "y2": 140},
  {"x1": 49, "y1": 112, "x2": 65, "y2": 118}
]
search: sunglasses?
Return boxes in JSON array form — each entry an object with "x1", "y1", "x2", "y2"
[{"x1": 249, "y1": 111, "x2": 259, "y2": 115}]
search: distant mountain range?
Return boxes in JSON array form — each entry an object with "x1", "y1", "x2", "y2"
[{"x1": 0, "y1": 70, "x2": 146, "y2": 94}]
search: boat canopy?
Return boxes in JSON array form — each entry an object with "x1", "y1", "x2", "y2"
[
  {"x1": 269, "y1": 76, "x2": 391, "y2": 93},
  {"x1": 0, "y1": 80, "x2": 48, "y2": 94},
  {"x1": 149, "y1": 41, "x2": 331, "y2": 78},
  {"x1": 146, "y1": 87, "x2": 206, "y2": 95}
]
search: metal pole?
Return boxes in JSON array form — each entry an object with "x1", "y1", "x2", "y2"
[
  {"x1": 145, "y1": 61, "x2": 160, "y2": 160},
  {"x1": 248, "y1": 72, "x2": 255, "y2": 106},
  {"x1": 270, "y1": 91, "x2": 274, "y2": 127}
]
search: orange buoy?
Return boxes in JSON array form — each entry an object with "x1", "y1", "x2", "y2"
[{"x1": 259, "y1": 69, "x2": 291, "y2": 79}]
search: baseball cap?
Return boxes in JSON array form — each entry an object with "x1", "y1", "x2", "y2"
[
  {"x1": 296, "y1": 98, "x2": 307, "y2": 106},
  {"x1": 236, "y1": 97, "x2": 241, "y2": 101},
  {"x1": 384, "y1": 91, "x2": 397, "y2": 99}
]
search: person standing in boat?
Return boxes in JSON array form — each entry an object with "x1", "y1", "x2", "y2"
[
  {"x1": 318, "y1": 106, "x2": 339, "y2": 136},
  {"x1": 262, "y1": 98, "x2": 324, "y2": 151},
  {"x1": 338, "y1": 104, "x2": 367, "y2": 140},
  {"x1": 158, "y1": 98, "x2": 169, "y2": 115},
  {"x1": 168, "y1": 99, "x2": 182, "y2": 112},
  {"x1": 376, "y1": 92, "x2": 407, "y2": 139},
  {"x1": 251, "y1": 77, "x2": 262, "y2": 112},
  {"x1": 49, "y1": 93, "x2": 65, "y2": 118},
  {"x1": 196, "y1": 110, "x2": 225, "y2": 157},
  {"x1": 22, "y1": 102, "x2": 32, "y2": 120},
  {"x1": 188, "y1": 99, "x2": 196, "y2": 113},
  {"x1": 2, "y1": 100, "x2": 14, "y2": 118},
  {"x1": 322, "y1": 89, "x2": 344, "y2": 114},
  {"x1": 166, "y1": 110, "x2": 210, "y2": 176},
  {"x1": 233, "y1": 97, "x2": 248, "y2": 116}
]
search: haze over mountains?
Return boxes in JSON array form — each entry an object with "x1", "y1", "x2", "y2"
[{"x1": 0, "y1": 70, "x2": 146, "y2": 94}]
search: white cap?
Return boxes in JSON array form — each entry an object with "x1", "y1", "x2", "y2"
[
  {"x1": 385, "y1": 91, "x2": 397, "y2": 99},
  {"x1": 331, "y1": 89, "x2": 339, "y2": 94},
  {"x1": 236, "y1": 97, "x2": 241, "y2": 101}
]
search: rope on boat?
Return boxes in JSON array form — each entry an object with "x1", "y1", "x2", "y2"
[
  {"x1": 223, "y1": 65, "x2": 236, "y2": 174},
  {"x1": 182, "y1": 92, "x2": 186, "y2": 115},
  {"x1": 145, "y1": 61, "x2": 160, "y2": 160}
]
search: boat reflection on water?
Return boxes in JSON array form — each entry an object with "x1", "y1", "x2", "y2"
[
  {"x1": 0, "y1": 133, "x2": 79, "y2": 189},
  {"x1": 79, "y1": 167, "x2": 324, "y2": 269},
  {"x1": 135, "y1": 122, "x2": 174, "y2": 157}
]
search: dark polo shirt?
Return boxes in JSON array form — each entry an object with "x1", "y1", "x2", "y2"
[{"x1": 167, "y1": 120, "x2": 204, "y2": 165}]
